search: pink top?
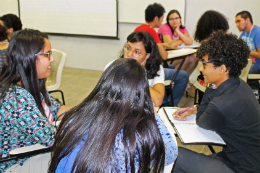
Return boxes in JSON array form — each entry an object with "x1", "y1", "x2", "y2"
[{"x1": 158, "y1": 23, "x2": 188, "y2": 40}]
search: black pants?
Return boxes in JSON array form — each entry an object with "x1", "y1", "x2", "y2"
[{"x1": 172, "y1": 147, "x2": 235, "y2": 173}]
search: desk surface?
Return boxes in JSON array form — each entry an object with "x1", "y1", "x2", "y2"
[
  {"x1": 158, "y1": 108, "x2": 177, "y2": 173},
  {"x1": 167, "y1": 48, "x2": 197, "y2": 60}
]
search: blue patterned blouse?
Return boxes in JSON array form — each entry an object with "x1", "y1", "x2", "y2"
[
  {"x1": 0, "y1": 85, "x2": 62, "y2": 172},
  {"x1": 56, "y1": 113, "x2": 178, "y2": 172}
]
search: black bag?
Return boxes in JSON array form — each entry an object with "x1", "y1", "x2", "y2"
[{"x1": 247, "y1": 79, "x2": 260, "y2": 103}]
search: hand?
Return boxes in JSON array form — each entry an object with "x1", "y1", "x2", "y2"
[{"x1": 172, "y1": 108, "x2": 190, "y2": 121}]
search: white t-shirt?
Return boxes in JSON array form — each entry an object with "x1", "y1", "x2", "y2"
[{"x1": 104, "y1": 60, "x2": 165, "y2": 87}]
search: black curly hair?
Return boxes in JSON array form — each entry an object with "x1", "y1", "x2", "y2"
[
  {"x1": 145, "y1": 3, "x2": 165, "y2": 23},
  {"x1": 197, "y1": 30, "x2": 250, "y2": 77},
  {"x1": 194, "y1": 10, "x2": 229, "y2": 43},
  {"x1": 119, "y1": 31, "x2": 163, "y2": 79}
]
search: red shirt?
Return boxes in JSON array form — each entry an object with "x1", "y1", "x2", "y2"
[{"x1": 134, "y1": 24, "x2": 162, "y2": 44}]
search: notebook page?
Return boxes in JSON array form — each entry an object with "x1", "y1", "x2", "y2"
[
  {"x1": 175, "y1": 124, "x2": 225, "y2": 144},
  {"x1": 164, "y1": 107, "x2": 196, "y2": 124}
]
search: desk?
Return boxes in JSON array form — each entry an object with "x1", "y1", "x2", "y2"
[
  {"x1": 158, "y1": 107, "x2": 223, "y2": 156},
  {"x1": 165, "y1": 49, "x2": 197, "y2": 106},
  {"x1": 158, "y1": 108, "x2": 177, "y2": 173}
]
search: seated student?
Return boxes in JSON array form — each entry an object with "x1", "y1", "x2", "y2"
[
  {"x1": 172, "y1": 31, "x2": 260, "y2": 173},
  {"x1": 0, "y1": 21, "x2": 8, "y2": 72},
  {"x1": 133, "y1": 3, "x2": 189, "y2": 106},
  {"x1": 235, "y1": 11, "x2": 260, "y2": 74},
  {"x1": 158, "y1": 10, "x2": 198, "y2": 75},
  {"x1": 194, "y1": 10, "x2": 229, "y2": 104},
  {"x1": 105, "y1": 31, "x2": 187, "y2": 107},
  {"x1": 194, "y1": 10, "x2": 229, "y2": 43},
  {"x1": 49, "y1": 58, "x2": 178, "y2": 173},
  {"x1": 0, "y1": 29, "x2": 71, "y2": 173},
  {"x1": 0, "y1": 14, "x2": 22, "y2": 41}
]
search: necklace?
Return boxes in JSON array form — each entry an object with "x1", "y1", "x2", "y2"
[{"x1": 247, "y1": 25, "x2": 254, "y2": 42}]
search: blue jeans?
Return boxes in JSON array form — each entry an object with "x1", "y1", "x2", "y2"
[
  {"x1": 249, "y1": 63, "x2": 260, "y2": 74},
  {"x1": 164, "y1": 66, "x2": 189, "y2": 106}
]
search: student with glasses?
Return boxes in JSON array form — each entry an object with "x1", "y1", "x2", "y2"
[
  {"x1": 105, "y1": 31, "x2": 165, "y2": 107},
  {"x1": 172, "y1": 31, "x2": 260, "y2": 173},
  {"x1": 158, "y1": 10, "x2": 198, "y2": 76},
  {"x1": 0, "y1": 29, "x2": 71, "y2": 173}
]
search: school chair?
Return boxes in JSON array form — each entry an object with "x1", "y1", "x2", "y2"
[{"x1": 46, "y1": 49, "x2": 67, "y2": 105}]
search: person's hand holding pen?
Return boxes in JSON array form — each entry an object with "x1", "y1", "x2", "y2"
[{"x1": 173, "y1": 105, "x2": 197, "y2": 121}]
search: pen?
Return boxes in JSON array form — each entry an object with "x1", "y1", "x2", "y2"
[{"x1": 178, "y1": 105, "x2": 196, "y2": 115}]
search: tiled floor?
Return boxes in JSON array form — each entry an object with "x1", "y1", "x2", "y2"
[{"x1": 50, "y1": 67, "x2": 222, "y2": 155}]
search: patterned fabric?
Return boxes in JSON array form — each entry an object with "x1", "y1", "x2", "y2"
[
  {"x1": 42, "y1": 99, "x2": 54, "y2": 124},
  {"x1": 0, "y1": 49, "x2": 7, "y2": 73},
  {"x1": 55, "y1": 113, "x2": 178, "y2": 173},
  {"x1": 0, "y1": 85, "x2": 62, "y2": 172}
]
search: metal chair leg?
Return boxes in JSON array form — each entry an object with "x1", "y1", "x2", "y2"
[{"x1": 48, "y1": 90, "x2": 65, "y2": 105}]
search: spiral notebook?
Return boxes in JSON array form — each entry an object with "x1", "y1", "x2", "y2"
[{"x1": 163, "y1": 107, "x2": 226, "y2": 145}]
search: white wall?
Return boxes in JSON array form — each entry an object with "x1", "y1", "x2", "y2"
[
  {"x1": 49, "y1": 0, "x2": 260, "y2": 71},
  {"x1": 49, "y1": 23, "x2": 140, "y2": 71}
]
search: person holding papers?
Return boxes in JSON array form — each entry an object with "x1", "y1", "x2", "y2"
[
  {"x1": 158, "y1": 10, "x2": 198, "y2": 75},
  {"x1": 172, "y1": 31, "x2": 260, "y2": 173}
]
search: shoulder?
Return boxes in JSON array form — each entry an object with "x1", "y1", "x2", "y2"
[
  {"x1": 158, "y1": 24, "x2": 171, "y2": 31},
  {"x1": 135, "y1": 24, "x2": 158, "y2": 35},
  {"x1": 134, "y1": 24, "x2": 150, "y2": 32},
  {"x1": 148, "y1": 65, "x2": 164, "y2": 87},
  {"x1": 180, "y1": 27, "x2": 188, "y2": 34},
  {"x1": 104, "y1": 60, "x2": 116, "y2": 71}
]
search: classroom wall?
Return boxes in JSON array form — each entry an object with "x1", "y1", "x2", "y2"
[{"x1": 49, "y1": 0, "x2": 260, "y2": 71}]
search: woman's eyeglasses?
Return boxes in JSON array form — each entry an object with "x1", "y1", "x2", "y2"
[
  {"x1": 35, "y1": 51, "x2": 52, "y2": 59},
  {"x1": 169, "y1": 17, "x2": 180, "y2": 21},
  {"x1": 124, "y1": 45, "x2": 147, "y2": 58}
]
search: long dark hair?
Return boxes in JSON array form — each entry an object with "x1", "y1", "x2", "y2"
[
  {"x1": 119, "y1": 31, "x2": 163, "y2": 79},
  {"x1": 166, "y1": 10, "x2": 185, "y2": 35},
  {"x1": 0, "y1": 29, "x2": 50, "y2": 117},
  {"x1": 194, "y1": 10, "x2": 229, "y2": 42},
  {"x1": 48, "y1": 58, "x2": 165, "y2": 173}
]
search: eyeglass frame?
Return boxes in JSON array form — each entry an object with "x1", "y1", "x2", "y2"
[
  {"x1": 35, "y1": 51, "x2": 52, "y2": 60},
  {"x1": 169, "y1": 17, "x2": 180, "y2": 21},
  {"x1": 124, "y1": 44, "x2": 147, "y2": 58},
  {"x1": 201, "y1": 61, "x2": 215, "y2": 68}
]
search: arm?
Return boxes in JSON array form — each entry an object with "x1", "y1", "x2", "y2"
[
  {"x1": 157, "y1": 43, "x2": 168, "y2": 60},
  {"x1": 175, "y1": 28, "x2": 193, "y2": 45},
  {"x1": 250, "y1": 47, "x2": 260, "y2": 59},
  {"x1": 155, "y1": 113, "x2": 178, "y2": 165},
  {"x1": 48, "y1": 93, "x2": 71, "y2": 120},
  {"x1": 149, "y1": 83, "x2": 165, "y2": 107},
  {"x1": 57, "y1": 105, "x2": 71, "y2": 120},
  {"x1": 3, "y1": 90, "x2": 56, "y2": 147},
  {"x1": 196, "y1": 103, "x2": 226, "y2": 131},
  {"x1": 163, "y1": 35, "x2": 183, "y2": 48}
]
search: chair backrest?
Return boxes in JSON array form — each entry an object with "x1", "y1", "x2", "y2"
[
  {"x1": 189, "y1": 61, "x2": 202, "y2": 84},
  {"x1": 46, "y1": 49, "x2": 67, "y2": 91},
  {"x1": 239, "y1": 59, "x2": 252, "y2": 82}
]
